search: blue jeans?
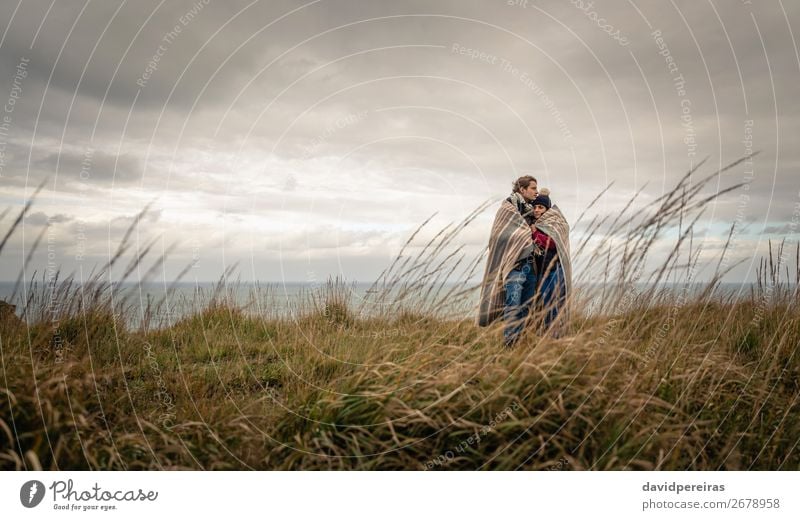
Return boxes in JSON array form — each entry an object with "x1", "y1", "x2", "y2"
[
  {"x1": 503, "y1": 262, "x2": 538, "y2": 345},
  {"x1": 536, "y1": 261, "x2": 566, "y2": 335}
]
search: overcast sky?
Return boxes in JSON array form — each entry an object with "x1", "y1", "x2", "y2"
[{"x1": 0, "y1": 0, "x2": 797, "y2": 285}]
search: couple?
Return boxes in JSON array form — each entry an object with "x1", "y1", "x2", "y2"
[{"x1": 477, "y1": 175, "x2": 571, "y2": 346}]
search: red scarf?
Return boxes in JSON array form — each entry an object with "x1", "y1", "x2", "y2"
[{"x1": 532, "y1": 228, "x2": 557, "y2": 250}]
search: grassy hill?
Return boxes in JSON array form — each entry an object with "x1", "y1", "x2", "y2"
[{"x1": 1, "y1": 280, "x2": 798, "y2": 470}]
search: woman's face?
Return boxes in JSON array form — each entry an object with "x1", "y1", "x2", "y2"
[
  {"x1": 520, "y1": 182, "x2": 538, "y2": 202},
  {"x1": 533, "y1": 204, "x2": 548, "y2": 219}
]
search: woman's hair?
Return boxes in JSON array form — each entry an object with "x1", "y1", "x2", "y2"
[{"x1": 512, "y1": 175, "x2": 537, "y2": 193}]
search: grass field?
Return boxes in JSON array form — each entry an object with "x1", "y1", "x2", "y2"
[{"x1": 2, "y1": 161, "x2": 799, "y2": 470}]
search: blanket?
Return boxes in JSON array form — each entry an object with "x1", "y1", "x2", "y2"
[
  {"x1": 532, "y1": 205, "x2": 572, "y2": 297},
  {"x1": 477, "y1": 198, "x2": 534, "y2": 326}
]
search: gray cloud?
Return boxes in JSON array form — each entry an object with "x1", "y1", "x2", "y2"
[
  {"x1": 0, "y1": 0, "x2": 798, "y2": 282},
  {"x1": 24, "y1": 211, "x2": 72, "y2": 225}
]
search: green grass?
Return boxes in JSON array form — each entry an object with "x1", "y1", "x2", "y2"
[{"x1": 1, "y1": 290, "x2": 798, "y2": 470}]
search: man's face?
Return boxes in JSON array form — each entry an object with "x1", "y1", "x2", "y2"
[
  {"x1": 520, "y1": 183, "x2": 538, "y2": 202},
  {"x1": 533, "y1": 204, "x2": 547, "y2": 219}
]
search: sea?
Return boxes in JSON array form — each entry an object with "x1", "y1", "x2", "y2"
[{"x1": 0, "y1": 279, "x2": 776, "y2": 328}]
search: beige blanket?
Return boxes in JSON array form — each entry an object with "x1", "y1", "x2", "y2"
[
  {"x1": 532, "y1": 205, "x2": 572, "y2": 297},
  {"x1": 477, "y1": 199, "x2": 534, "y2": 326}
]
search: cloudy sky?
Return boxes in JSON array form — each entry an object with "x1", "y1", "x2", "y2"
[{"x1": 0, "y1": 0, "x2": 797, "y2": 285}]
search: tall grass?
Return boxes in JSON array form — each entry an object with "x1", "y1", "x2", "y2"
[{"x1": 1, "y1": 158, "x2": 798, "y2": 470}]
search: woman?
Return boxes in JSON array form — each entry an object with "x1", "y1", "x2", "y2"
[{"x1": 528, "y1": 188, "x2": 571, "y2": 337}]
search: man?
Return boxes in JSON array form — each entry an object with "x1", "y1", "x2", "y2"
[{"x1": 477, "y1": 175, "x2": 540, "y2": 346}]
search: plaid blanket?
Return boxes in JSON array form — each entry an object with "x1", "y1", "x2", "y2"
[
  {"x1": 532, "y1": 205, "x2": 572, "y2": 297},
  {"x1": 477, "y1": 198, "x2": 534, "y2": 326}
]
